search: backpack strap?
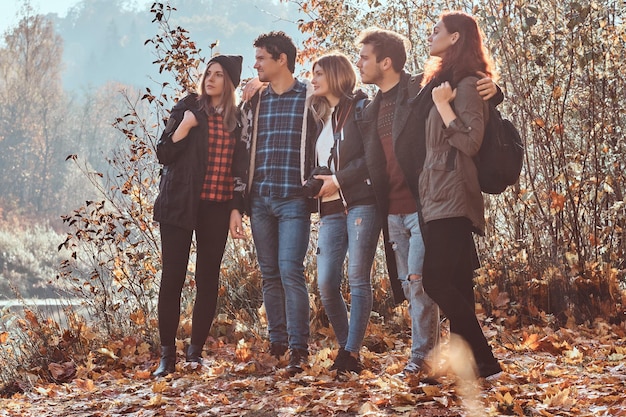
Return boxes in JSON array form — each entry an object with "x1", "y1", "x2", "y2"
[
  {"x1": 353, "y1": 97, "x2": 367, "y2": 121},
  {"x1": 407, "y1": 75, "x2": 422, "y2": 99}
]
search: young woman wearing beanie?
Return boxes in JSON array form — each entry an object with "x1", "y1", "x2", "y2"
[{"x1": 152, "y1": 54, "x2": 247, "y2": 377}]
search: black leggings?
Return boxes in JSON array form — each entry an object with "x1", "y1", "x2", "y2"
[
  {"x1": 158, "y1": 200, "x2": 230, "y2": 347},
  {"x1": 422, "y1": 217, "x2": 496, "y2": 365}
]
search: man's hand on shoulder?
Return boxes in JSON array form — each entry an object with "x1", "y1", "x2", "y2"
[{"x1": 476, "y1": 71, "x2": 497, "y2": 101}]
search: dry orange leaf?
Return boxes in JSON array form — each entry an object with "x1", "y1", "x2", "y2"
[
  {"x1": 550, "y1": 191, "x2": 566, "y2": 211},
  {"x1": 134, "y1": 369, "x2": 152, "y2": 380},
  {"x1": 152, "y1": 380, "x2": 168, "y2": 393},
  {"x1": 521, "y1": 332, "x2": 541, "y2": 350},
  {"x1": 235, "y1": 338, "x2": 252, "y2": 362},
  {"x1": 422, "y1": 385, "x2": 442, "y2": 396},
  {"x1": 24, "y1": 310, "x2": 39, "y2": 327},
  {"x1": 48, "y1": 361, "x2": 76, "y2": 382},
  {"x1": 129, "y1": 309, "x2": 146, "y2": 325},
  {"x1": 96, "y1": 347, "x2": 119, "y2": 360},
  {"x1": 145, "y1": 393, "x2": 166, "y2": 408},
  {"x1": 74, "y1": 378, "x2": 95, "y2": 391}
]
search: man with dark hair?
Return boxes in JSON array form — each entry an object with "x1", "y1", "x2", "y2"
[
  {"x1": 355, "y1": 27, "x2": 502, "y2": 379},
  {"x1": 252, "y1": 31, "x2": 297, "y2": 73},
  {"x1": 230, "y1": 31, "x2": 316, "y2": 375}
]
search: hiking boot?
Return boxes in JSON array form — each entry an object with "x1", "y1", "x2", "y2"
[
  {"x1": 396, "y1": 360, "x2": 438, "y2": 384},
  {"x1": 329, "y1": 348, "x2": 350, "y2": 372},
  {"x1": 398, "y1": 360, "x2": 421, "y2": 377},
  {"x1": 286, "y1": 348, "x2": 308, "y2": 375},
  {"x1": 269, "y1": 342, "x2": 288, "y2": 359},
  {"x1": 341, "y1": 352, "x2": 364, "y2": 374},
  {"x1": 185, "y1": 344, "x2": 203, "y2": 364},
  {"x1": 153, "y1": 345, "x2": 176, "y2": 377}
]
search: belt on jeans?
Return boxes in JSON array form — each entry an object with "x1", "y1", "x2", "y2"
[{"x1": 320, "y1": 198, "x2": 345, "y2": 217}]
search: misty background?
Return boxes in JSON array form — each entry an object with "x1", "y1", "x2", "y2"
[
  {"x1": 3, "y1": 0, "x2": 305, "y2": 90},
  {"x1": 0, "y1": 0, "x2": 309, "y2": 299}
]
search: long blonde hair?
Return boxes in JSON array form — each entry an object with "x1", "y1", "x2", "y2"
[
  {"x1": 196, "y1": 62, "x2": 238, "y2": 132},
  {"x1": 309, "y1": 53, "x2": 357, "y2": 124}
]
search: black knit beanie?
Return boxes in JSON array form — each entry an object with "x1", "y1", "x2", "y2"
[{"x1": 207, "y1": 54, "x2": 243, "y2": 88}]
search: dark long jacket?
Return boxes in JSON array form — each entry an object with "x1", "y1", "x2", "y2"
[
  {"x1": 357, "y1": 72, "x2": 427, "y2": 304},
  {"x1": 306, "y1": 90, "x2": 376, "y2": 210},
  {"x1": 153, "y1": 94, "x2": 245, "y2": 231}
]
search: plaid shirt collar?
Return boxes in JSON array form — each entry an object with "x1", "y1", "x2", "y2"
[{"x1": 262, "y1": 78, "x2": 306, "y2": 97}]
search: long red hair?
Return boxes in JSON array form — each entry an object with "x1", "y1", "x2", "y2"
[{"x1": 422, "y1": 12, "x2": 496, "y2": 87}]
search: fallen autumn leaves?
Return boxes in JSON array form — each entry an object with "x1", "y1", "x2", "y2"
[{"x1": 1, "y1": 319, "x2": 625, "y2": 416}]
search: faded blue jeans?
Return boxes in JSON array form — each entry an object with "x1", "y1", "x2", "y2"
[
  {"x1": 250, "y1": 194, "x2": 311, "y2": 351},
  {"x1": 317, "y1": 204, "x2": 381, "y2": 354},
  {"x1": 387, "y1": 212, "x2": 439, "y2": 365}
]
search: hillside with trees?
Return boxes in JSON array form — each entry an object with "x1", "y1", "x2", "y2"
[{"x1": 0, "y1": 0, "x2": 302, "y2": 299}]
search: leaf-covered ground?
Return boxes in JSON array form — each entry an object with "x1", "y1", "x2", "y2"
[{"x1": 1, "y1": 319, "x2": 625, "y2": 417}]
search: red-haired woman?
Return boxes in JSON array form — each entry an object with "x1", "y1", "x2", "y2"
[{"x1": 419, "y1": 12, "x2": 502, "y2": 379}]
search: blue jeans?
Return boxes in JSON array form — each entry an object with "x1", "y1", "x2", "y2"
[
  {"x1": 250, "y1": 194, "x2": 311, "y2": 351},
  {"x1": 317, "y1": 204, "x2": 381, "y2": 353},
  {"x1": 388, "y1": 212, "x2": 439, "y2": 364}
]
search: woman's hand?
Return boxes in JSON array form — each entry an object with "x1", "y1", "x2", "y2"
[
  {"x1": 241, "y1": 77, "x2": 266, "y2": 101},
  {"x1": 229, "y1": 210, "x2": 246, "y2": 239},
  {"x1": 432, "y1": 82, "x2": 456, "y2": 105},
  {"x1": 432, "y1": 82, "x2": 458, "y2": 127},
  {"x1": 172, "y1": 110, "x2": 199, "y2": 142},
  {"x1": 314, "y1": 174, "x2": 339, "y2": 198}
]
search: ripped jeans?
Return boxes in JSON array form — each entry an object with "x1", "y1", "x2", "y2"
[
  {"x1": 316, "y1": 204, "x2": 381, "y2": 353},
  {"x1": 388, "y1": 212, "x2": 439, "y2": 364}
]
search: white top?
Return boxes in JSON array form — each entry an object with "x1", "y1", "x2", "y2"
[{"x1": 315, "y1": 110, "x2": 341, "y2": 202}]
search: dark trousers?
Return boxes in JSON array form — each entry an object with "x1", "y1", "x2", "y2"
[
  {"x1": 422, "y1": 217, "x2": 496, "y2": 366},
  {"x1": 158, "y1": 200, "x2": 230, "y2": 347}
]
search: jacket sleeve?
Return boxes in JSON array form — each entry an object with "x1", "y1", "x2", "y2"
[
  {"x1": 491, "y1": 84, "x2": 505, "y2": 107},
  {"x1": 156, "y1": 95, "x2": 197, "y2": 165},
  {"x1": 333, "y1": 98, "x2": 371, "y2": 189},
  {"x1": 230, "y1": 121, "x2": 248, "y2": 214},
  {"x1": 334, "y1": 156, "x2": 369, "y2": 189},
  {"x1": 444, "y1": 77, "x2": 485, "y2": 157}
]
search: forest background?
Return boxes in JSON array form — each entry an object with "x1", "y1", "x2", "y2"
[{"x1": 0, "y1": 0, "x2": 625, "y2": 414}]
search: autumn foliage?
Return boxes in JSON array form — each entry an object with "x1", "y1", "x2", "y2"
[{"x1": 292, "y1": 0, "x2": 626, "y2": 327}]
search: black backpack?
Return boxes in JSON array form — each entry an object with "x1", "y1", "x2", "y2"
[{"x1": 475, "y1": 103, "x2": 524, "y2": 194}]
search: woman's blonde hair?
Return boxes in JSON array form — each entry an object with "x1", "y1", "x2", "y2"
[
  {"x1": 309, "y1": 52, "x2": 357, "y2": 123},
  {"x1": 196, "y1": 62, "x2": 238, "y2": 132}
]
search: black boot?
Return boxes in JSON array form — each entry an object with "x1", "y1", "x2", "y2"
[
  {"x1": 153, "y1": 345, "x2": 176, "y2": 377},
  {"x1": 330, "y1": 348, "x2": 350, "y2": 372},
  {"x1": 286, "y1": 348, "x2": 308, "y2": 375},
  {"x1": 186, "y1": 344, "x2": 203, "y2": 364}
]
